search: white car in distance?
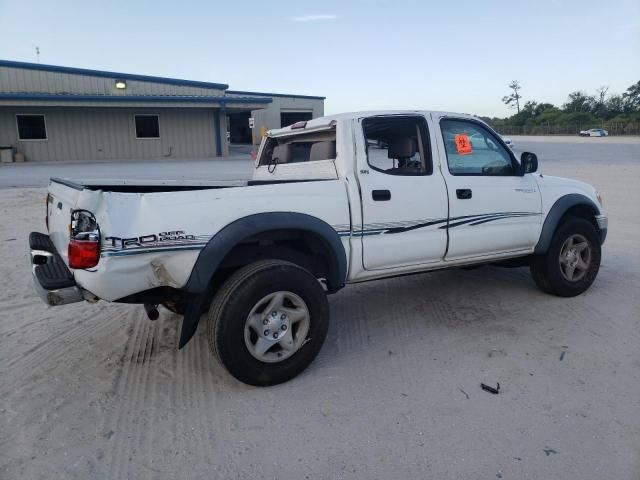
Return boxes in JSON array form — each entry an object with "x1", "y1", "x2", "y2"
[{"x1": 580, "y1": 128, "x2": 609, "y2": 137}]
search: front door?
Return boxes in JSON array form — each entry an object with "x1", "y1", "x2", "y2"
[
  {"x1": 357, "y1": 114, "x2": 449, "y2": 270},
  {"x1": 435, "y1": 116, "x2": 542, "y2": 260}
]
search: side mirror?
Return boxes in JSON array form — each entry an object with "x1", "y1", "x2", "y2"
[{"x1": 520, "y1": 152, "x2": 538, "y2": 174}]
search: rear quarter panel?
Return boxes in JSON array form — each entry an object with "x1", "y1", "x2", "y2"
[{"x1": 73, "y1": 180, "x2": 351, "y2": 301}]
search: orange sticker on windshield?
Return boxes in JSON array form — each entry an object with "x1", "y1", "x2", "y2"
[{"x1": 454, "y1": 134, "x2": 473, "y2": 155}]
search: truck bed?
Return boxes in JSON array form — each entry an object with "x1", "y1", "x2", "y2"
[{"x1": 51, "y1": 177, "x2": 247, "y2": 193}]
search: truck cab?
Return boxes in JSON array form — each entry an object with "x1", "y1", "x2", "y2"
[{"x1": 252, "y1": 111, "x2": 603, "y2": 280}]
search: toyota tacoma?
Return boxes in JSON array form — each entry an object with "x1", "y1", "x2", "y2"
[{"x1": 29, "y1": 111, "x2": 608, "y2": 385}]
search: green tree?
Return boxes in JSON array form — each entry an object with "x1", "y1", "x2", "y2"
[
  {"x1": 493, "y1": 79, "x2": 640, "y2": 134},
  {"x1": 622, "y1": 80, "x2": 640, "y2": 112},
  {"x1": 534, "y1": 103, "x2": 556, "y2": 116},
  {"x1": 526, "y1": 104, "x2": 560, "y2": 126},
  {"x1": 595, "y1": 86, "x2": 609, "y2": 106},
  {"x1": 563, "y1": 91, "x2": 595, "y2": 113},
  {"x1": 521, "y1": 100, "x2": 538, "y2": 115},
  {"x1": 534, "y1": 107, "x2": 563, "y2": 125},
  {"x1": 502, "y1": 80, "x2": 522, "y2": 113},
  {"x1": 591, "y1": 86, "x2": 610, "y2": 118},
  {"x1": 605, "y1": 95, "x2": 625, "y2": 118}
]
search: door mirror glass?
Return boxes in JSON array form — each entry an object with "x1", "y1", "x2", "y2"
[{"x1": 520, "y1": 152, "x2": 538, "y2": 174}]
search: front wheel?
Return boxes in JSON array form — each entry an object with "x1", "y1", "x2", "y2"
[
  {"x1": 207, "y1": 260, "x2": 329, "y2": 386},
  {"x1": 530, "y1": 217, "x2": 601, "y2": 297}
]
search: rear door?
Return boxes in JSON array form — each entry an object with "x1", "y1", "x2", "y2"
[
  {"x1": 435, "y1": 116, "x2": 542, "y2": 260},
  {"x1": 356, "y1": 114, "x2": 449, "y2": 270}
]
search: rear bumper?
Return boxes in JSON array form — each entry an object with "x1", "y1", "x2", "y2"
[
  {"x1": 30, "y1": 232, "x2": 84, "y2": 306},
  {"x1": 32, "y1": 266, "x2": 83, "y2": 306}
]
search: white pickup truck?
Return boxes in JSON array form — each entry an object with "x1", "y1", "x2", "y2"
[{"x1": 30, "y1": 111, "x2": 607, "y2": 386}]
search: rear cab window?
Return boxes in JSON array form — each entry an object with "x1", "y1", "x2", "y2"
[{"x1": 258, "y1": 128, "x2": 337, "y2": 167}]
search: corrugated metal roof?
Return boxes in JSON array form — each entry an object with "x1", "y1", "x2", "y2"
[
  {"x1": 0, "y1": 59, "x2": 229, "y2": 90},
  {"x1": 0, "y1": 60, "x2": 326, "y2": 101}
]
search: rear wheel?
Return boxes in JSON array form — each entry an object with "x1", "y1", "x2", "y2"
[
  {"x1": 530, "y1": 217, "x2": 601, "y2": 297},
  {"x1": 207, "y1": 260, "x2": 329, "y2": 386}
]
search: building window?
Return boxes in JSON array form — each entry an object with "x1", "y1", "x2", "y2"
[
  {"x1": 16, "y1": 114, "x2": 47, "y2": 140},
  {"x1": 134, "y1": 114, "x2": 160, "y2": 139}
]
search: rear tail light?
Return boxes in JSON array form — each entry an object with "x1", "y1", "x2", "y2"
[
  {"x1": 69, "y1": 239, "x2": 100, "y2": 269},
  {"x1": 68, "y1": 210, "x2": 100, "y2": 269}
]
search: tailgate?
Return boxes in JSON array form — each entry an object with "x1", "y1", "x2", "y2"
[{"x1": 47, "y1": 178, "x2": 84, "y2": 264}]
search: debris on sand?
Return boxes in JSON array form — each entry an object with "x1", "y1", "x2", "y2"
[{"x1": 481, "y1": 382, "x2": 500, "y2": 394}]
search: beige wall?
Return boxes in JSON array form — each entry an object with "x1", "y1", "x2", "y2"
[
  {"x1": 249, "y1": 96, "x2": 325, "y2": 144},
  {"x1": 0, "y1": 107, "x2": 219, "y2": 162}
]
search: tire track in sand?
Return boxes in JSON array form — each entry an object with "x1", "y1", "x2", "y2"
[
  {"x1": 4, "y1": 306, "x2": 124, "y2": 377},
  {"x1": 103, "y1": 312, "x2": 222, "y2": 479},
  {"x1": 103, "y1": 308, "x2": 157, "y2": 478}
]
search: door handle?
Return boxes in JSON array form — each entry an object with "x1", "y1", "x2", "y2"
[
  {"x1": 372, "y1": 190, "x2": 391, "y2": 201},
  {"x1": 456, "y1": 189, "x2": 472, "y2": 200}
]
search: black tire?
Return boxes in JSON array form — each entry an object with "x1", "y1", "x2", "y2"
[
  {"x1": 207, "y1": 259, "x2": 329, "y2": 386},
  {"x1": 530, "y1": 216, "x2": 601, "y2": 297}
]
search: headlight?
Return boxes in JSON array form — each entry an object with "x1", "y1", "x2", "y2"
[{"x1": 596, "y1": 191, "x2": 603, "y2": 207}]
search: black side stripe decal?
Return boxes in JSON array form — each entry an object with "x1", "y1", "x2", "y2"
[
  {"x1": 344, "y1": 212, "x2": 540, "y2": 237},
  {"x1": 467, "y1": 213, "x2": 537, "y2": 226},
  {"x1": 442, "y1": 212, "x2": 540, "y2": 229},
  {"x1": 385, "y1": 218, "x2": 448, "y2": 234}
]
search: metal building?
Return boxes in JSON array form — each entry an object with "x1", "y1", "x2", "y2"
[
  {"x1": 0, "y1": 60, "x2": 324, "y2": 162},
  {"x1": 225, "y1": 91, "x2": 325, "y2": 145}
]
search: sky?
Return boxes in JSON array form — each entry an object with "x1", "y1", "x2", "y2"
[{"x1": 0, "y1": 0, "x2": 639, "y2": 117}]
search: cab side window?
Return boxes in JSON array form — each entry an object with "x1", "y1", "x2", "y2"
[
  {"x1": 363, "y1": 115, "x2": 432, "y2": 175},
  {"x1": 441, "y1": 119, "x2": 515, "y2": 176}
]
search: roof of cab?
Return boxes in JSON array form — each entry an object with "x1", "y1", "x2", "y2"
[{"x1": 267, "y1": 110, "x2": 477, "y2": 136}]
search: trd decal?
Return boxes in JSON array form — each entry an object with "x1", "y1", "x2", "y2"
[
  {"x1": 101, "y1": 231, "x2": 212, "y2": 257},
  {"x1": 104, "y1": 231, "x2": 197, "y2": 249}
]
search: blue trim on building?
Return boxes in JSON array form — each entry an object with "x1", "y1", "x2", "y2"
[
  {"x1": 0, "y1": 59, "x2": 229, "y2": 90},
  {"x1": 227, "y1": 90, "x2": 326, "y2": 100},
  {"x1": 224, "y1": 95, "x2": 273, "y2": 104},
  {"x1": 0, "y1": 93, "x2": 272, "y2": 104}
]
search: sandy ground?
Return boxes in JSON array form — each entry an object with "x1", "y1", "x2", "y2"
[{"x1": 1, "y1": 138, "x2": 639, "y2": 479}]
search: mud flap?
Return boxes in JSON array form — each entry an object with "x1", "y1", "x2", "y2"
[{"x1": 178, "y1": 294, "x2": 207, "y2": 348}]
